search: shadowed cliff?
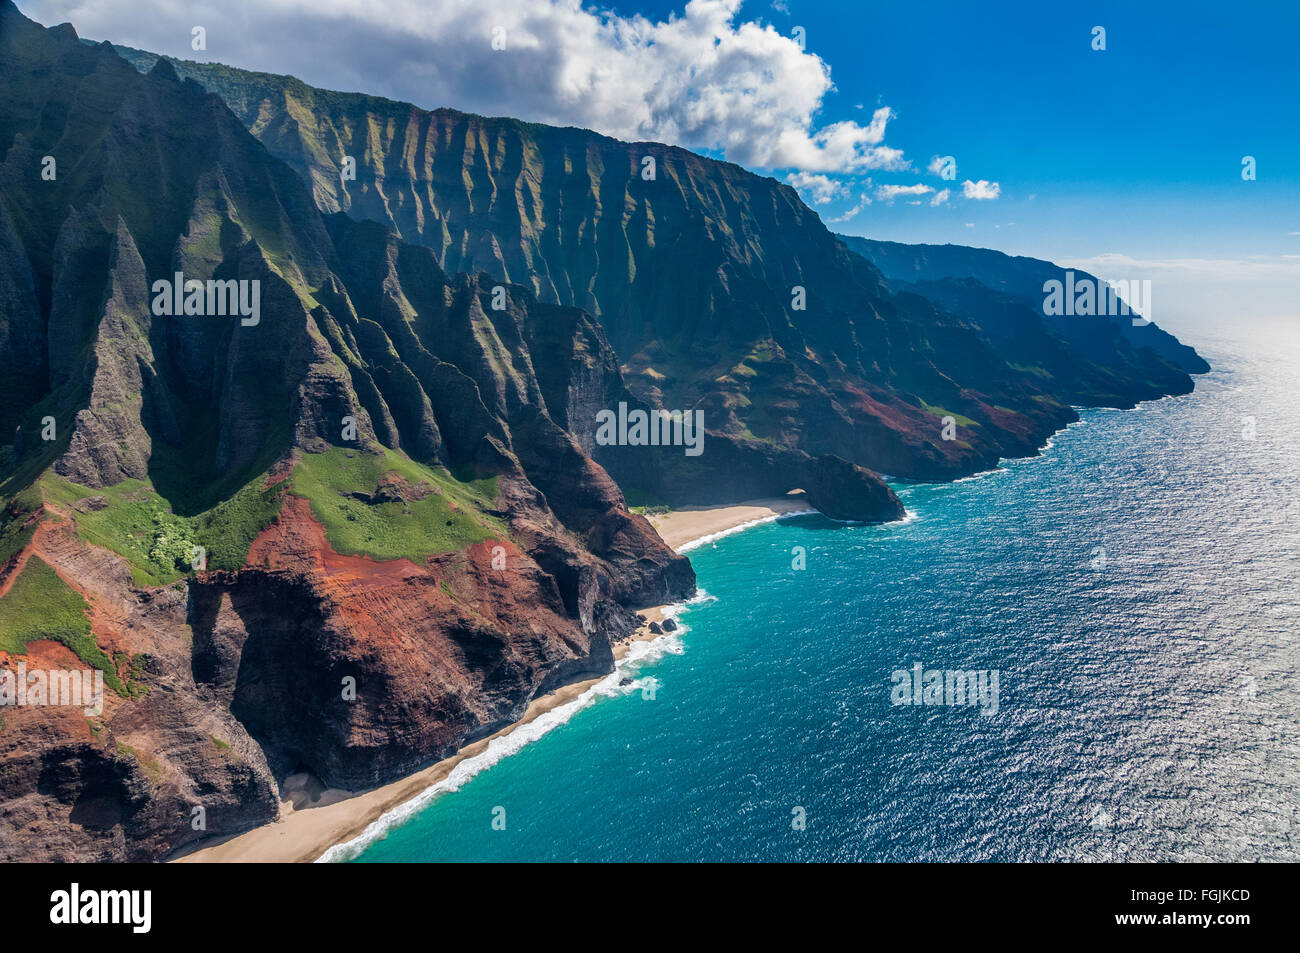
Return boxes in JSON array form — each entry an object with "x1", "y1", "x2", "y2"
[{"x1": 106, "y1": 44, "x2": 1207, "y2": 485}]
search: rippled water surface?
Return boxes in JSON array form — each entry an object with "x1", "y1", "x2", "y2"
[{"x1": 350, "y1": 318, "x2": 1299, "y2": 862}]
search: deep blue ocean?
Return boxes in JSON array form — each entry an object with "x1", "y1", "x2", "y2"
[{"x1": 333, "y1": 318, "x2": 1298, "y2": 862}]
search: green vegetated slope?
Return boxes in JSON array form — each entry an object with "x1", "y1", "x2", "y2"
[
  {"x1": 0, "y1": 442, "x2": 504, "y2": 701},
  {"x1": 40, "y1": 474, "x2": 287, "y2": 587},
  {"x1": 0, "y1": 555, "x2": 125, "y2": 693},
  {"x1": 26, "y1": 443, "x2": 505, "y2": 588},
  {"x1": 289, "y1": 447, "x2": 504, "y2": 563}
]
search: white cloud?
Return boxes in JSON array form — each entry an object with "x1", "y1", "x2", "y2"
[
  {"x1": 826, "y1": 193, "x2": 872, "y2": 224},
  {"x1": 770, "y1": 111, "x2": 907, "y2": 173},
  {"x1": 785, "y1": 172, "x2": 848, "y2": 205},
  {"x1": 962, "y1": 179, "x2": 1001, "y2": 200},
  {"x1": 875, "y1": 183, "x2": 933, "y2": 203},
  {"x1": 930, "y1": 188, "x2": 950, "y2": 207},
  {"x1": 29, "y1": 0, "x2": 907, "y2": 175}
]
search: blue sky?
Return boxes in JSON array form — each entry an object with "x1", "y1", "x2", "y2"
[
  {"x1": 27, "y1": 0, "x2": 1299, "y2": 321},
  {"x1": 600, "y1": 0, "x2": 1299, "y2": 265}
]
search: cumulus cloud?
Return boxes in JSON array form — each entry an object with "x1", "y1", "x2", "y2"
[
  {"x1": 962, "y1": 179, "x2": 1001, "y2": 200},
  {"x1": 27, "y1": 0, "x2": 907, "y2": 175},
  {"x1": 785, "y1": 172, "x2": 848, "y2": 205},
  {"x1": 770, "y1": 110, "x2": 907, "y2": 173},
  {"x1": 875, "y1": 183, "x2": 933, "y2": 203},
  {"x1": 930, "y1": 188, "x2": 950, "y2": 207}
]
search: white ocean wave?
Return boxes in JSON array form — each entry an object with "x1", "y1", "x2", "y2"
[
  {"x1": 950, "y1": 466, "x2": 1008, "y2": 484},
  {"x1": 315, "y1": 627, "x2": 683, "y2": 863}
]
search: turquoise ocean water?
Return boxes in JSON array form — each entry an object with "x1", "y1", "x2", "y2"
[{"x1": 331, "y1": 318, "x2": 1298, "y2": 862}]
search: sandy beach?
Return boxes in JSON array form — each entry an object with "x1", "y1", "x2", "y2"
[
  {"x1": 646, "y1": 493, "x2": 813, "y2": 549},
  {"x1": 173, "y1": 495, "x2": 814, "y2": 864}
]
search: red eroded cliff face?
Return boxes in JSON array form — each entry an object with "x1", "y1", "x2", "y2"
[
  {"x1": 0, "y1": 505, "x2": 280, "y2": 863},
  {"x1": 1, "y1": 449, "x2": 683, "y2": 861},
  {"x1": 190, "y1": 492, "x2": 620, "y2": 791}
]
